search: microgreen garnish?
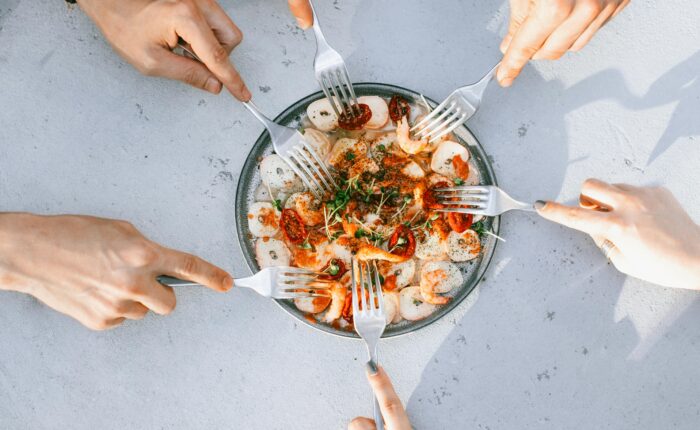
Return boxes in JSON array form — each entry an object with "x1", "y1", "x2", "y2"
[
  {"x1": 272, "y1": 199, "x2": 282, "y2": 211},
  {"x1": 454, "y1": 178, "x2": 464, "y2": 186},
  {"x1": 345, "y1": 151, "x2": 356, "y2": 161}
]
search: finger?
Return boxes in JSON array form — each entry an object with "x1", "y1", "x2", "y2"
[
  {"x1": 612, "y1": 0, "x2": 630, "y2": 18},
  {"x1": 348, "y1": 417, "x2": 376, "y2": 430},
  {"x1": 131, "y1": 280, "x2": 177, "y2": 316},
  {"x1": 288, "y1": 0, "x2": 313, "y2": 29},
  {"x1": 534, "y1": 1, "x2": 604, "y2": 60},
  {"x1": 500, "y1": 0, "x2": 531, "y2": 53},
  {"x1": 198, "y1": 0, "x2": 243, "y2": 54},
  {"x1": 99, "y1": 317, "x2": 127, "y2": 330},
  {"x1": 366, "y1": 366, "x2": 411, "y2": 430},
  {"x1": 150, "y1": 50, "x2": 223, "y2": 94},
  {"x1": 158, "y1": 247, "x2": 233, "y2": 293},
  {"x1": 579, "y1": 178, "x2": 627, "y2": 209},
  {"x1": 536, "y1": 201, "x2": 612, "y2": 237},
  {"x1": 120, "y1": 301, "x2": 150, "y2": 320},
  {"x1": 570, "y1": 1, "x2": 618, "y2": 51},
  {"x1": 497, "y1": 4, "x2": 574, "y2": 86},
  {"x1": 175, "y1": 9, "x2": 251, "y2": 100}
]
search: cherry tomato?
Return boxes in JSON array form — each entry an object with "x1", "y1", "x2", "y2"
[
  {"x1": 447, "y1": 212, "x2": 473, "y2": 233},
  {"x1": 423, "y1": 181, "x2": 449, "y2": 209},
  {"x1": 382, "y1": 274, "x2": 398, "y2": 291},
  {"x1": 280, "y1": 208, "x2": 307, "y2": 244},
  {"x1": 452, "y1": 155, "x2": 469, "y2": 180},
  {"x1": 319, "y1": 258, "x2": 347, "y2": 280},
  {"x1": 338, "y1": 104, "x2": 372, "y2": 130},
  {"x1": 389, "y1": 95, "x2": 411, "y2": 122},
  {"x1": 388, "y1": 225, "x2": 416, "y2": 258}
]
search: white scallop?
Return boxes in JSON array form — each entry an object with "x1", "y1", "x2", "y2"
[
  {"x1": 387, "y1": 259, "x2": 416, "y2": 289},
  {"x1": 446, "y1": 230, "x2": 481, "y2": 262},
  {"x1": 294, "y1": 296, "x2": 330, "y2": 314},
  {"x1": 414, "y1": 232, "x2": 447, "y2": 260},
  {"x1": 430, "y1": 140, "x2": 470, "y2": 178},
  {"x1": 260, "y1": 154, "x2": 302, "y2": 191},
  {"x1": 420, "y1": 261, "x2": 462, "y2": 293},
  {"x1": 307, "y1": 98, "x2": 339, "y2": 131},
  {"x1": 383, "y1": 291, "x2": 401, "y2": 324},
  {"x1": 255, "y1": 238, "x2": 291, "y2": 268},
  {"x1": 399, "y1": 287, "x2": 438, "y2": 321},
  {"x1": 358, "y1": 96, "x2": 389, "y2": 129},
  {"x1": 401, "y1": 160, "x2": 425, "y2": 179},
  {"x1": 254, "y1": 183, "x2": 273, "y2": 202},
  {"x1": 302, "y1": 128, "x2": 332, "y2": 158},
  {"x1": 328, "y1": 138, "x2": 362, "y2": 167},
  {"x1": 247, "y1": 202, "x2": 280, "y2": 237}
]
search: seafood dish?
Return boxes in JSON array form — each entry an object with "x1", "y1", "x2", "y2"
[{"x1": 246, "y1": 93, "x2": 489, "y2": 330}]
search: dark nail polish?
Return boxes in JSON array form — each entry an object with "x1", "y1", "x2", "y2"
[
  {"x1": 366, "y1": 360, "x2": 378, "y2": 375},
  {"x1": 534, "y1": 200, "x2": 546, "y2": 210}
]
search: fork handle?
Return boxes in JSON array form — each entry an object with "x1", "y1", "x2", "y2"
[
  {"x1": 367, "y1": 347, "x2": 385, "y2": 430},
  {"x1": 156, "y1": 275, "x2": 260, "y2": 291}
]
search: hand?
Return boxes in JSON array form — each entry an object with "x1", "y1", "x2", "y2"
[
  {"x1": 0, "y1": 213, "x2": 233, "y2": 330},
  {"x1": 287, "y1": 0, "x2": 313, "y2": 29},
  {"x1": 348, "y1": 363, "x2": 412, "y2": 430},
  {"x1": 77, "y1": 0, "x2": 251, "y2": 99},
  {"x1": 536, "y1": 179, "x2": 700, "y2": 289},
  {"x1": 497, "y1": 0, "x2": 630, "y2": 86}
]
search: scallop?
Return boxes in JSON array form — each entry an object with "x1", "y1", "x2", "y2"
[
  {"x1": 307, "y1": 98, "x2": 339, "y2": 131},
  {"x1": 430, "y1": 140, "x2": 470, "y2": 178},
  {"x1": 420, "y1": 261, "x2": 462, "y2": 293},
  {"x1": 255, "y1": 238, "x2": 291, "y2": 268},
  {"x1": 254, "y1": 183, "x2": 273, "y2": 202},
  {"x1": 446, "y1": 230, "x2": 481, "y2": 262},
  {"x1": 370, "y1": 132, "x2": 398, "y2": 154},
  {"x1": 247, "y1": 202, "x2": 280, "y2": 237},
  {"x1": 285, "y1": 192, "x2": 323, "y2": 226},
  {"x1": 294, "y1": 295, "x2": 331, "y2": 314},
  {"x1": 414, "y1": 231, "x2": 447, "y2": 260},
  {"x1": 328, "y1": 138, "x2": 363, "y2": 167},
  {"x1": 260, "y1": 154, "x2": 303, "y2": 191},
  {"x1": 358, "y1": 96, "x2": 389, "y2": 129},
  {"x1": 302, "y1": 128, "x2": 332, "y2": 158},
  {"x1": 399, "y1": 287, "x2": 438, "y2": 321},
  {"x1": 401, "y1": 161, "x2": 425, "y2": 179},
  {"x1": 388, "y1": 259, "x2": 416, "y2": 289},
  {"x1": 383, "y1": 291, "x2": 402, "y2": 324}
]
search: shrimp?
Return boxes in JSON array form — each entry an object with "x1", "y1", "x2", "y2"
[
  {"x1": 419, "y1": 269, "x2": 450, "y2": 305},
  {"x1": 355, "y1": 244, "x2": 408, "y2": 263},
  {"x1": 322, "y1": 282, "x2": 348, "y2": 323},
  {"x1": 399, "y1": 287, "x2": 438, "y2": 321},
  {"x1": 285, "y1": 192, "x2": 324, "y2": 226},
  {"x1": 419, "y1": 261, "x2": 463, "y2": 304},
  {"x1": 396, "y1": 116, "x2": 428, "y2": 154}
]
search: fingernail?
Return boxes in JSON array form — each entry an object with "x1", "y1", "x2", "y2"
[
  {"x1": 242, "y1": 86, "x2": 252, "y2": 101},
  {"x1": 534, "y1": 200, "x2": 546, "y2": 210},
  {"x1": 223, "y1": 275, "x2": 234, "y2": 291},
  {"x1": 366, "y1": 360, "x2": 378, "y2": 375},
  {"x1": 499, "y1": 77, "x2": 513, "y2": 87},
  {"x1": 205, "y1": 77, "x2": 222, "y2": 94},
  {"x1": 295, "y1": 17, "x2": 309, "y2": 29}
]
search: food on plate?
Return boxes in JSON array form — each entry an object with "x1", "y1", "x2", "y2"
[{"x1": 247, "y1": 94, "x2": 489, "y2": 330}]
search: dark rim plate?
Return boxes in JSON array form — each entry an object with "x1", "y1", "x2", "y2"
[{"x1": 235, "y1": 83, "x2": 499, "y2": 338}]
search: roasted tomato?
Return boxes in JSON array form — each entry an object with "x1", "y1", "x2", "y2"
[
  {"x1": 338, "y1": 104, "x2": 372, "y2": 130},
  {"x1": 452, "y1": 155, "x2": 469, "y2": 180},
  {"x1": 382, "y1": 274, "x2": 398, "y2": 291},
  {"x1": 320, "y1": 258, "x2": 347, "y2": 280},
  {"x1": 280, "y1": 208, "x2": 307, "y2": 244},
  {"x1": 423, "y1": 181, "x2": 449, "y2": 209},
  {"x1": 388, "y1": 225, "x2": 416, "y2": 258},
  {"x1": 447, "y1": 212, "x2": 473, "y2": 233},
  {"x1": 389, "y1": 95, "x2": 410, "y2": 122},
  {"x1": 341, "y1": 290, "x2": 354, "y2": 323}
]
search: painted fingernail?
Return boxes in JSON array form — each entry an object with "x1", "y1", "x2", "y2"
[
  {"x1": 366, "y1": 360, "x2": 378, "y2": 375},
  {"x1": 534, "y1": 200, "x2": 546, "y2": 210},
  {"x1": 205, "y1": 77, "x2": 222, "y2": 94}
]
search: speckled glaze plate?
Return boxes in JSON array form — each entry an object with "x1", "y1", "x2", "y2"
[{"x1": 235, "y1": 83, "x2": 499, "y2": 338}]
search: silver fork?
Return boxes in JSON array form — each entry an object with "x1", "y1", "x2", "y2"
[
  {"x1": 434, "y1": 185, "x2": 535, "y2": 216},
  {"x1": 174, "y1": 41, "x2": 337, "y2": 200},
  {"x1": 411, "y1": 62, "x2": 500, "y2": 143},
  {"x1": 351, "y1": 259, "x2": 387, "y2": 430},
  {"x1": 307, "y1": 0, "x2": 360, "y2": 118},
  {"x1": 157, "y1": 266, "x2": 332, "y2": 299}
]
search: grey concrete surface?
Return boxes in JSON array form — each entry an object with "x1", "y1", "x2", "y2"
[{"x1": 1, "y1": 1, "x2": 699, "y2": 429}]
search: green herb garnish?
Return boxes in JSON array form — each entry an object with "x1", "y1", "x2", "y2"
[{"x1": 345, "y1": 151, "x2": 356, "y2": 161}]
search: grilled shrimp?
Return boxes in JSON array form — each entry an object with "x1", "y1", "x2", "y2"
[
  {"x1": 285, "y1": 192, "x2": 324, "y2": 226},
  {"x1": 323, "y1": 282, "x2": 348, "y2": 323},
  {"x1": 399, "y1": 286, "x2": 437, "y2": 321},
  {"x1": 396, "y1": 116, "x2": 428, "y2": 154}
]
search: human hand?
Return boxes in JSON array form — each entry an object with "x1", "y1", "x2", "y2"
[
  {"x1": 348, "y1": 362, "x2": 412, "y2": 430},
  {"x1": 537, "y1": 179, "x2": 700, "y2": 289},
  {"x1": 287, "y1": 0, "x2": 313, "y2": 29},
  {"x1": 76, "y1": 0, "x2": 251, "y2": 99},
  {"x1": 0, "y1": 213, "x2": 232, "y2": 330},
  {"x1": 497, "y1": 0, "x2": 630, "y2": 86}
]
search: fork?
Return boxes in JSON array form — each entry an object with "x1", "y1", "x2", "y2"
[
  {"x1": 411, "y1": 62, "x2": 500, "y2": 142},
  {"x1": 351, "y1": 259, "x2": 387, "y2": 430},
  {"x1": 157, "y1": 266, "x2": 332, "y2": 299},
  {"x1": 307, "y1": 0, "x2": 360, "y2": 118},
  {"x1": 174, "y1": 40, "x2": 337, "y2": 200},
  {"x1": 434, "y1": 185, "x2": 535, "y2": 216}
]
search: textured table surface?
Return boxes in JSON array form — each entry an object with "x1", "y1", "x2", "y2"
[{"x1": 1, "y1": 1, "x2": 700, "y2": 429}]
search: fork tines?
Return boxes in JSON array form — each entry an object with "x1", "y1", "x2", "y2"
[
  {"x1": 276, "y1": 267, "x2": 333, "y2": 299},
  {"x1": 318, "y1": 66, "x2": 360, "y2": 119},
  {"x1": 282, "y1": 139, "x2": 338, "y2": 200},
  {"x1": 410, "y1": 94, "x2": 469, "y2": 143},
  {"x1": 351, "y1": 259, "x2": 384, "y2": 316},
  {"x1": 434, "y1": 185, "x2": 489, "y2": 214}
]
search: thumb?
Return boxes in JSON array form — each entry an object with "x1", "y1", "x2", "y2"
[
  {"x1": 536, "y1": 201, "x2": 612, "y2": 237},
  {"x1": 288, "y1": 0, "x2": 313, "y2": 29},
  {"x1": 158, "y1": 247, "x2": 233, "y2": 292},
  {"x1": 153, "y1": 50, "x2": 223, "y2": 94},
  {"x1": 348, "y1": 417, "x2": 376, "y2": 430}
]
